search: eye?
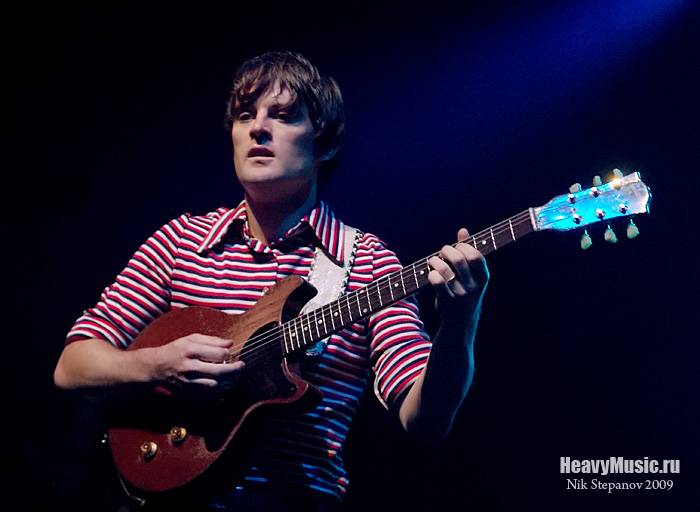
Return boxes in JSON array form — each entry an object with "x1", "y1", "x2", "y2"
[
  {"x1": 236, "y1": 110, "x2": 253, "y2": 121},
  {"x1": 274, "y1": 110, "x2": 290, "y2": 122},
  {"x1": 270, "y1": 103, "x2": 302, "y2": 123}
]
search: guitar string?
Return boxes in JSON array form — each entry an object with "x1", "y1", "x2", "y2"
[
  {"x1": 232, "y1": 209, "x2": 536, "y2": 364},
  {"x1": 225, "y1": 209, "x2": 536, "y2": 365},
  {"x1": 230, "y1": 192, "x2": 627, "y2": 366},
  {"x1": 229, "y1": 191, "x2": 626, "y2": 362},
  {"x1": 240, "y1": 195, "x2": 626, "y2": 364},
  {"x1": 229, "y1": 210, "x2": 536, "y2": 363}
]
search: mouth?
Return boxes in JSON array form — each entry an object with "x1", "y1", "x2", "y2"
[{"x1": 248, "y1": 146, "x2": 274, "y2": 158}]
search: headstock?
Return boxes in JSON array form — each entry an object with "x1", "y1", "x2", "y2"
[{"x1": 533, "y1": 170, "x2": 650, "y2": 248}]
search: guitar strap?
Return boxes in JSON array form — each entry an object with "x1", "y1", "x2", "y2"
[{"x1": 301, "y1": 224, "x2": 358, "y2": 357}]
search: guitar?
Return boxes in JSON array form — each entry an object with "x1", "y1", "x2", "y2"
[{"x1": 108, "y1": 171, "x2": 651, "y2": 493}]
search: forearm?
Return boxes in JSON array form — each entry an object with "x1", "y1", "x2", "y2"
[
  {"x1": 398, "y1": 314, "x2": 478, "y2": 445},
  {"x1": 399, "y1": 230, "x2": 488, "y2": 444},
  {"x1": 54, "y1": 338, "x2": 156, "y2": 391}
]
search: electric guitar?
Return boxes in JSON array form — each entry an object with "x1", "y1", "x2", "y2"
[{"x1": 108, "y1": 171, "x2": 651, "y2": 493}]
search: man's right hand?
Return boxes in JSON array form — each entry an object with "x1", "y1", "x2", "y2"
[
  {"x1": 149, "y1": 334, "x2": 246, "y2": 395},
  {"x1": 54, "y1": 335, "x2": 245, "y2": 397}
]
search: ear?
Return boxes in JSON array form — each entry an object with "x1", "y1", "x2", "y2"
[
  {"x1": 313, "y1": 135, "x2": 340, "y2": 165},
  {"x1": 316, "y1": 144, "x2": 340, "y2": 163}
]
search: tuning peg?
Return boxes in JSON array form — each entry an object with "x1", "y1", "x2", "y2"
[
  {"x1": 581, "y1": 230, "x2": 592, "y2": 250},
  {"x1": 568, "y1": 183, "x2": 581, "y2": 203},
  {"x1": 604, "y1": 225, "x2": 617, "y2": 243},
  {"x1": 626, "y1": 220, "x2": 640, "y2": 239},
  {"x1": 593, "y1": 176, "x2": 602, "y2": 186},
  {"x1": 612, "y1": 168, "x2": 623, "y2": 179}
]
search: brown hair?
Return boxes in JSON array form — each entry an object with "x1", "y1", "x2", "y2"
[{"x1": 225, "y1": 51, "x2": 345, "y2": 186}]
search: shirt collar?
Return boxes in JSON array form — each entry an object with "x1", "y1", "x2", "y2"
[{"x1": 196, "y1": 200, "x2": 347, "y2": 263}]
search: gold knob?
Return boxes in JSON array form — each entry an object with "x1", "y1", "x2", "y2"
[
  {"x1": 140, "y1": 441, "x2": 158, "y2": 460},
  {"x1": 170, "y1": 426, "x2": 187, "y2": 443}
]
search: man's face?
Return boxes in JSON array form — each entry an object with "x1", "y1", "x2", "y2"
[{"x1": 231, "y1": 84, "x2": 319, "y2": 198}]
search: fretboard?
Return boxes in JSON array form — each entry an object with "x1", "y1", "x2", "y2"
[{"x1": 279, "y1": 208, "x2": 536, "y2": 356}]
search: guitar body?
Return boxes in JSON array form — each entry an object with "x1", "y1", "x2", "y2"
[{"x1": 108, "y1": 275, "x2": 322, "y2": 493}]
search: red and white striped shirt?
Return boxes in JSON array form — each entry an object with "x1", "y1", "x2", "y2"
[{"x1": 67, "y1": 200, "x2": 432, "y2": 503}]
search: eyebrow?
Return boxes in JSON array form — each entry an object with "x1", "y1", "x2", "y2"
[{"x1": 234, "y1": 90, "x2": 304, "y2": 118}]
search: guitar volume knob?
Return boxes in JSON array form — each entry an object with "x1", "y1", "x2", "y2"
[
  {"x1": 170, "y1": 426, "x2": 187, "y2": 443},
  {"x1": 140, "y1": 441, "x2": 158, "y2": 460}
]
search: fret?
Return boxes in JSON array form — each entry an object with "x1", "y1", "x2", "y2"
[
  {"x1": 340, "y1": 297, "x2": 348, "y2": 325},
  {"x1": 288, "y1": 319, "x2": 300, "y2": 351},
  {"x1": 289, "y1": 318, "x2": 299, "y2": 349},
  {"x1": 343, "y1": 293, "x2": 351, "y2": 320},
  {"x1": 284, "y1": 320, "x2": 292, "y2": 352},
  {"x1": 323, "y1": 308, "x2": 332, "y2": 338},
  {"x1": 297, "y1": 319, "x2": 306, "y2": 349},
  {"x1": 294, "y1": 321, "x2": 302, "y2": 351},
  {"x1": 328, "y1": 303, "x2": 337, "y2": 331},
  {"x1": 278, "y1": 209, "x2": 538, "y2": 356},
  {"x1": 306, "y1": 310, "x2": 315, "y2": 341},
  {"x1": 332, "y1": 300, "x2": 341, "y2": 328},
  {"x1": 343, "y1": 293, "x2": 353, "y2": 320},
  {"x1": 493, "y1": 225, "x2": 507, "y2": 250},
  {"x1": 282, "y1": 322, "x2": 291, "y2": 353},
  {"x1": 311, "y1": 309, "x2": 321, "y2": 339},
  {"x1": 317, "y1": 309, "x2": 326, "y2": 337},
  {"x1": 380, "y1": 276, "x2": 393, "y2": 306},
  {"x1": 302, "y1": 315, "x2": 312, "y2": 346},
  {"x1": 414, "y1": 259, "x2": 430, "y2": 290}
]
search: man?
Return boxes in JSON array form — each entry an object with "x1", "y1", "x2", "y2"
[{"x1": 54, "y1": 51, "x2": 489, "y2": 511}]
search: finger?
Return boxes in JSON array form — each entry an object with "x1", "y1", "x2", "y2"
[
  {"x1": 209, "y1": 360, "x2": 246, "y2": 377},
  {"x1": 438, "y1": 245, "x2": 474, "y2": 285},
  {"x1": 186, "y1": 333, "x2": 233, "y2": 348},
  {"x1": 194, "y1": 345, "x2": 233, "y2": 363},
  {"x1": 183, "y1": 376, "x2": 220, "y2": 388},
  {"x1": 428, "y1": 252, "x2": 467, "y2": 299},
  {"x1": 183, "y1": 360, "x2": 245, "y2": 383},
  {"x1": 457, "y1": 227, "x2": 470, "y2": 243},
  {"x1": 184, "y1": 359, "x2": 245, "y2": 384},
  {"x1": 452, "y1": 243, "x2": 489, "y2": 286},
  {"x1": 428, "y1": 253, "x2": 456, "y2": 285},
  {"x1": 180, "y1": 335, "x2": 234, "y2": 362}
]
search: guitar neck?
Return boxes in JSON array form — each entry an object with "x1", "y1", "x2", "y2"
[{"x1": 281, "y1": 208, "x2": 536, "y2": 356}]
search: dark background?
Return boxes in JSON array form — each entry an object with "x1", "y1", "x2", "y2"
[{"x1": 6, "y1": 1, "x2": 699, "y2": 510}]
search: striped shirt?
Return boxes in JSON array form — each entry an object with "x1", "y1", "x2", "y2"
[{"x1": 66, "y1": 200, "x2": 432, "y2": 503}]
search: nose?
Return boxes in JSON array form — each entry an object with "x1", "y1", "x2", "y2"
[{"x1": 250, "y1": 114, "x2": 271, "y2": 143}]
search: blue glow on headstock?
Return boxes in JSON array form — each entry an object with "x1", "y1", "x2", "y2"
[{"x1": 534, "y1": 172, "x2": 650, "y2": 232}]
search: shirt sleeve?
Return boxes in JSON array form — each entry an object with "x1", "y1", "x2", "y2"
[
  {"x1": 65, "y1": 214, "x2": 189, "y2": 348},
  {"x1": 353, "y1": 233, "x2": 433, "y2": 409}
]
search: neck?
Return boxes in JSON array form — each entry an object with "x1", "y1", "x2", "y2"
[{"x1": 244, "y1": 183, "x2": 317, "y2": 245}]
